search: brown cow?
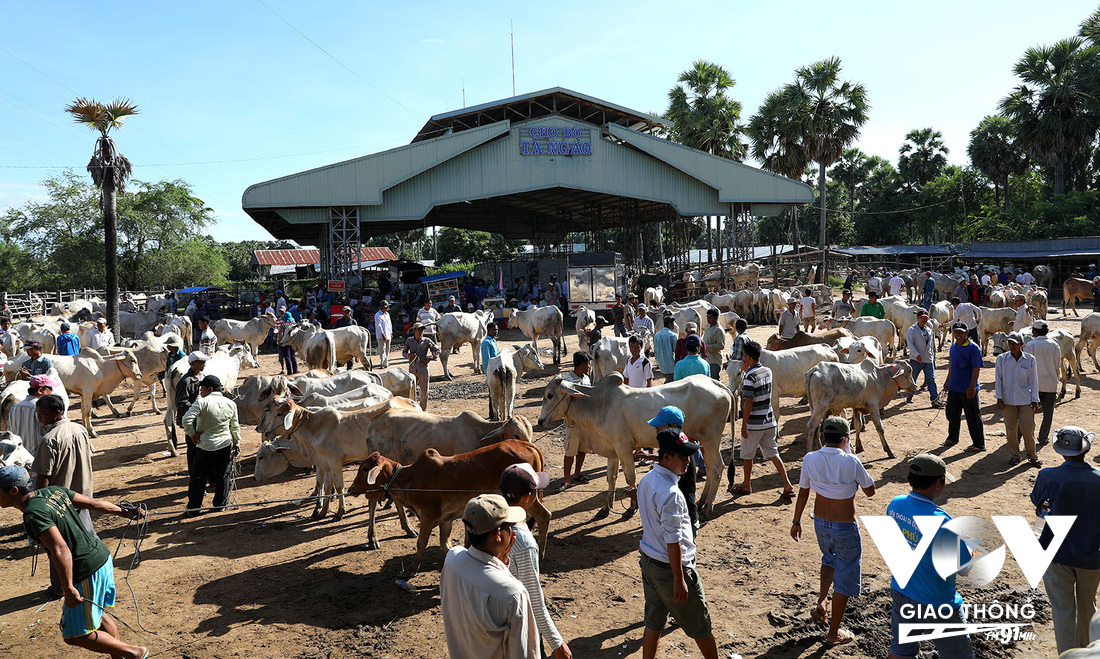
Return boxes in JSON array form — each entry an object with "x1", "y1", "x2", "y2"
[
  {"x1": 1062, "y1": 277, "x2": 1099, "y2": 316},
  {"x1": 348, "y1": 439, "x2": 551, "y2": 577},
  {"x1": 766, "y1": 328, "x2": 853, "y2": 351}
]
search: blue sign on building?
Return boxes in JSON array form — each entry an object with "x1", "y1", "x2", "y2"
[{"x1": 519, "y1": 126, "x2": 593, "y2": 156}]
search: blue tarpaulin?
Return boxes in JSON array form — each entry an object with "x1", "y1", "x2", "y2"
[
  {"x1": 176, "y1": 286, "x2": 219, "y2": 295},
  {"x1": 419, "y1": 271, "x2": 467, "y2": 283}
]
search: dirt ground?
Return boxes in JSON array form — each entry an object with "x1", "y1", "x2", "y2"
[{"x1": 2, "y1": 310, "x2": 1095, "y2": 658}]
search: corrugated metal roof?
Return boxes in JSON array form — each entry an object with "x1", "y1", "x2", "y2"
[
  {"x1": 254, "y1": 247, "x2": 395, "y2": 266},
  {"x1": 420, "y1": 271, "x2": 468, "y2": 282},
  {"x1": 834, "y1": 245, "x2": 954, "y2": 257}
]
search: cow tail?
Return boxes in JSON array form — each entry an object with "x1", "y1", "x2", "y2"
[{"x1": 324, "y1": 331, "x2": 337, "y2": 371}]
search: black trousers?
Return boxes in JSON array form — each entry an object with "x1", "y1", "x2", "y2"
[
  {"x1": 188, "y1": 445, "x2": 232, "y2": 511},
  {"x1": 1037, "y1": 391, "x2": 1057, "y2": 444},
  {"x1": 945, "y1": 390, "x2": 985, "y2": 448}
]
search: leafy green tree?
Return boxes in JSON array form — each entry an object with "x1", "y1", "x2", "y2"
[
  {"x1": 1000, "y1": 37, "x2": 1100, "y2": 195},
  {"x1": 65, "y1": 97, "x2": 139, "y2": 332},
  {"x1": 898, "y1": 128, "x2": 949, "y2": 191},
  {"x1": 219, "y1": 239, "x2": 296, "y2": 280},
  {"x1": 144, "y1": 236, "x2": 230, "y2": 289},
  {"x1": 666, "y1": 60, "x2": 747, "y2": 160},
  {"x1": 967, "y1": 115, "x2": 1030, "y2": 209},
  {"x1": 747, "y1": 90, "x2": 810, "y2": 247},
  {"x1": 117, "y1": 180, "x2": 214, "y2": 289},
  {"x1": 435, "y1": 228, "x2": 523, "y2": 264},
  {"x1": 830, "y1": 148, "x2": 873, "y2": 221}
]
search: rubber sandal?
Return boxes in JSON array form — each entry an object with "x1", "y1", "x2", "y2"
[
  {"x1": 574, "y1": 474, "x2": 591, "y2": 484},
  {"x1": 728, "y1": 485, "x2": 751, "y2": 496},
  {"x1": 825, "y1": 629, "x2": 855, "y2": 646}
]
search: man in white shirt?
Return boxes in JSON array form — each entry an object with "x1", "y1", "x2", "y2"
[
  {"x1": 1012, "y1": 296, "x2": 1033, "y2": 333},
  {"x1": 440, "y1": 494, "x2": 538, "y2": 659},
  {"x1": 1024, "y1": 320, "x2": 1063, "y2": 446},
  {"x1": 995, "y1": 332, "x2": 1041, "y2": 467},
  {"x1": 374, "y1": 300, "x2": 393, "y2": 368},
  {"x1": 980, "y1": 270, "x2": 993, "y2": 287},
  {"x1": 86, "y1": 318, "x2": 114, "y2": 353},
  {"x1": 637, "y1": 429, "x2": 719, "y2": 659},
  {"x1": 865, "y1": 273, "x2": 883, "y2": 297},
  {"x1": 951, "y1": 297, "x2": 981, "y2": 344},
  {"x1": 416, "y1": 298, "x2": 441, "y2": 342},
  {"x1": 887, "y1": 273, "x2": 905, "y2": 297},
  {"x1": 790, "y1": 416, "x2": 876, "y2": 647},
  {"x1": 778, "y1": 298, "x2": 801, "y2": 340},
  {"x1": 622, "y1": 335, "x2": 654, "y2": 387},
  {"x1": 799, "y1": 289, "x2": 817, "y2": 332},
  {"x1": 561, "y1": 352, "x2": 592, "y2": 488}
]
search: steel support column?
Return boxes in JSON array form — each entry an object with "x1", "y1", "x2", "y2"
[{"x1": 328, "y1": 206, "x2": 361, "y2": 291}]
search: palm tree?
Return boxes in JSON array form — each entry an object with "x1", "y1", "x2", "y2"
[
  {"x1": 898, "y1": 128, "x2": 949, "y2": 191},
  {"x1": 65, "y1": 97, "x2": 139, "y2": 334},
  {"x1": 787, "y1": 58, "x2": 869, "y2": 256},
  {"x1": 829, "y1": 148, "x2": 871, "y2": 223},
  {"x1": 967, "y1": 115, "x2": 1028, "y2": 210},
  {"x1": 747, "y1": 89, "x2": 810, "y2": 248},
  {"x1": 666, "y1": 60, "x2": 748, "y2": 160},
  {"x1": 1000, "y1": 38, "x2": 1100, "y2": 195}
]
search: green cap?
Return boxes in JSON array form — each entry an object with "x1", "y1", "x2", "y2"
[
  {"x1": 908, "y1": 453, "x2": 956, "y2": 482},
  {"x1": 821, "y1": 416, "x2": 850, "y2": 439}
]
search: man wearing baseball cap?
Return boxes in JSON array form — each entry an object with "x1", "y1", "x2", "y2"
[
  {"x1": 905, "y1": 308, "x2": 943, "y2": 408},
  {"x1": 637, "y1": 428, "x2": 719, "y2": 658},
  {"x1": 994, "y1": 331, "x2": 1041, "y2": 467},
  {"x1": 440, "y1": 494, "x2": 537, "y2": 658},
  {"x1": 1030, "y1": 427, "x2": 1100, "y2": 652},
  {"x1": 791, "y1": 417, "x2": 876, "y2": 647},
  {"x1": 635, "y1": 406, "x2": 700, "y2": 533},
  {"x1": 921, "y1": 271, "x2": 935, "y2": 309},
  {"x1": 56, "y1": 322, "x2": 81, "y2": 356},
  {"x1": 0, "y1": 465, "x2": 147, "y2": 657},
  {"x1": 498, "y1": 464, "x2": 572, "y2": 658},
  {"x1": 861, "y1": 291, "x2": 885, "y2": 319},
  {"x1": 173, "y1": 351, "x2": 208, "y2": 460},
  {"x1": 182, "y1": 374, "x2": 241, "y2": 515},
  {"x1": 1025, "y1": 319, "x2": 1062, "y2": 447},
  {"x1": 374, "y1": 299, "x2": 393, "y2": 368},
  {"x1": 19, "y1": 340, "x2": 53, "y2": 380},
  {"x1": 941, "y1": 322, "x2": 986, "y2": 453},
  {"x1": 885, "y1": 453, "x2": 973, "y2": 658},
  {"x1": 9, "y1": 372, "x2": 60, "y2": 459}
]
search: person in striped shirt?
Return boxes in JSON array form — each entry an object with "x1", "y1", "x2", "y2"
[
  {"x1": 728, "y1": 340, "x2": 794, "y2": 498},
  {"x1": 500, "y1": 464, "x2": 572, "y2": 658}
]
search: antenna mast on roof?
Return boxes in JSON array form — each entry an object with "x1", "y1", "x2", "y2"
[{"x1": 510, "y1": 20, "x2": 516, "y2": 96}]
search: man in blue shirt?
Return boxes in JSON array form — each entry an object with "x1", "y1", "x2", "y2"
[
  {"x1": 886, "y1": 453, "x2": 974, "y2": 659},
  {"x1": 1030, "y1": 426, "x2": 1100, "y2": 653},
  {"x1": 941, "y1": 323, "x2": 985, "y2": 452},
  {"x1": 653, "y1": 316, "x2": 677, "y2": 383},
  {"x1": 481, "y1": 322, "x2": 501, "y2": 419},
  {"x1": 56, "y1": 323, "x2": 81, "y2": 356},
  {"x1": 673, "y1": 336, "x2": 709, "y2": 381},
  {"x1": 921, "y1": 271, "x2": 935, "y2": 309}
]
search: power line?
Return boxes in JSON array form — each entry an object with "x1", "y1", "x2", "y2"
[
  {"x1": 818, "y1": 197, "x2": 962, "y2": 216},
  {"x1": 255, "y1": 0, "x2": 422, "y2": 118}
]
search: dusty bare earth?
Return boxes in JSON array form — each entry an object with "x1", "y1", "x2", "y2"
[{"x1": 2, "y1": 311, "x2": 1094, "y2": 658}]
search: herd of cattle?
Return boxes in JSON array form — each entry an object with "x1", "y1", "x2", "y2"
[{"x1": 5, "y1": 277, "x2": 1100, "y2": 578}]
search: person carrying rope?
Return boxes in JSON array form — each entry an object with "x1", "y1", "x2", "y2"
[
  {"x1": 181, "y1": 375, "x2": 241, "y2": 517},
  {"x1": 0, "y1": 465, "x2": 147, "y2": 658}
]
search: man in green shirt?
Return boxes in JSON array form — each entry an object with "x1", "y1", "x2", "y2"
[
  {"x1": 860, "y1": 291, "x2": 885, "y2": 319},
  {"x1": 702, "y1": 309, "x2": 725, "y2": 380},
  {"x1": 182, "y1": 374, "x2": 242, "y2": 515},
  {"x1": 0, "y1": 465, "x2": 146, "y2": 658}
]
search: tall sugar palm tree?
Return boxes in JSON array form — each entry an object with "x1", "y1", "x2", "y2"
[
  {"x1": 666, "y1": 60, "x2": 748, "y2": 160},
  {"x1": 1000, "y1": 38, "x2": 1100, "y2": 195},
  {"x1": 829, "y1": 147, "x2": 871, "y2": 224},
  {"x1": 898, "y1": 128, "x2": 949, "y2": 191},
  {"x1": 786, "y1": 57, "x2": 870, "y2": 254},
  {"x1": 65, "y1": 97, "x2": 139, "y2": 333},
  {"x1": 747, "y1": 88, "x2": 810, "y2": 248},
  {"x1": 968, "y1": 115, "x2": 1028, "y2": 209}
]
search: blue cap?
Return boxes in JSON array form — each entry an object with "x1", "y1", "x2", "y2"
[
  {"x1": 0, "y1": 465, "x2": 30, "y2": 490},
  {"x1": 648, "y1": 405, "x2": 685, "y2": 428}
]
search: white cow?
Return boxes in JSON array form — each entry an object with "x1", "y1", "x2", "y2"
[
  {"x1": 825, "y1": 317, "x2": 898, "y2": 358},
  {"x1": 52, "y1": 348, "x2": 143, "y2": 437},
  {"x1": 113, "y1": 332, "x2": 169, "y2": 415},
  {"x1": 156, "y1": 314, "x2": 193, "y2": 352},
  {"x1": 486, "y1": 345, "x2": 545, "y2": 421},
  {"x1": 643, "y1": 285, "x2": 665, "y2": 308},
  {"x1": 1027, "y1": 289, "x2": 1048, "y2": 320},
  {"x1": 757, "y1": 345, "x2": 843, "y2": 428},
  {"x1": 0, "y1": 331, "x2": 23, "y2": 359},
  {"x1": 280, "y1": 321, "x2": 338, "y2": 371},
  {"x1": 510, "y1": 305, "x2": 564, "y2": 365},
  {"x1": 438, "y1": 311, "x2": 492, "y2": 379},
  {"x1": 930, "y1": 301, "x2": 954, "y2": 351},
  {"x1": 537, "y1": 373, "x2": 732, "y2": 516},
  {"x1": 1076, "y1": 313, "x2": 1100, "y2": 373},
  {"x1": 591, "y1": 336, "x2": 631, "y2": 383},
  {"x1": 119, "y1": 310, "x2": 160, "y2": 338},
  {"x1": 213, "y1": 313, "x2": 277, "y2": 360},
  {"x1": 833, "y1": 336, "x2": 883, "y2": 365},
  {"x1": 804, "y1": 360, "x2": 917, "y2": 457},
  {"x1": 0, "y1": 432, "x2": 34, "y2": 469},
  {"x1": 1033, "y1": 265, "x2": 1055, "y2": 290},
  {"x1": 977, "y1": 307, "x2": 1017, "y2": 355},
  {"x1": 574, "y1": 306, "x2": 597, "y2": 351},
  {"x1": 295, "y1": 382, "x2": 394, "y2": 409}
]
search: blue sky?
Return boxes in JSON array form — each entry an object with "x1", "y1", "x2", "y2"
[{"x1": 1, "y1": 0, "x2": 1096, "y2": 243}]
